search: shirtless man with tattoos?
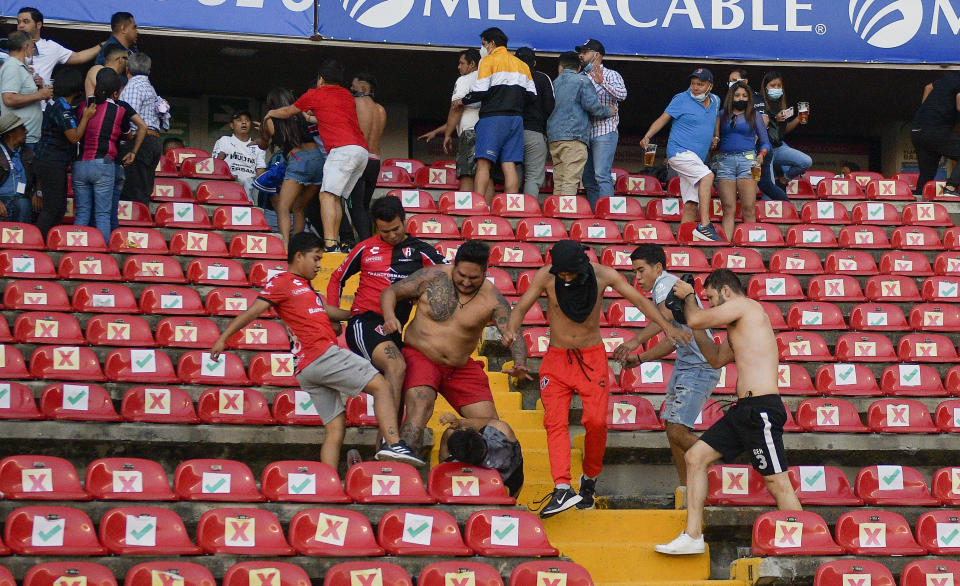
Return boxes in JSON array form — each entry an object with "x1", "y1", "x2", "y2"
[{"x1": 381, "y1": 239, "x2": 532, "y2": 454}]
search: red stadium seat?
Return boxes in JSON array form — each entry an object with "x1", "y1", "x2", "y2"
[
  {"x1": 46, "y1": 226, "x2": 108, "y2": 252},
  {"x1": 881, "y1": 364, "x2": 946, "y2": 396},
  {"x1": 84, "y1": 314, "x2": 154, "y2": 347},
  {"x1": 155, "y1": 317, "x2": 220, "y2": 348},
  {"x1": 345, "y1": 461, "x2": 434, "y2": 504},
  {"x1": 117, "y1": 201, "x2": 153, "y2": 226},
  {"x1": 491, "y1": 192, "x2": 541, "y2": 217},
  {"x1": 935, "y1": 251, "x2": 960, "y2": 275},
  {"x1": 904, "y1": 202, "x2": 952, "y2": 226},
  {"x1": 223, "y1": 563, "x2": 313, "y2": 586},
  {"x1": 879, "y1": 251, "x2": 932, "y2": 276},
  {"x1": 784, "y1": 177, "x2": 816, "y2": 199},
  {"x1": 865, "y1": 275, "x2": 922, "y2": 302},
  {"x1": 0, "y1": 250, "x2": 56, "y2": 278},
  {"x1": 0, "y1": 455, "x2": 88, "y2": 500},
  {"x1": 122, "y1": 255, "x2": 187, "y2": 283},
  {"x1": 706, "y1": 464, "x2": 775, "y2": 506},
  {"x1": 124, "y1": 562, "x2": 215, "y2": 586},
  {"x1": 946, "y1": 227, "x2": 960, "y2": 250},
  {"x1": 4, "y1": 280, "x2": 70, "y2": 311},
  {"x1": 849, "y1": 303, "x2": 908, "y2": 332},
  {"x1": 607, "y1": 395, "x2": 662, "y2": 431},
  {"x1": 785, "y1": 224, "x2": 838, "y2": 248},
  {"x1": 569, "y1": 219, "x2": 623, "y2": 243},
  {"x1": 377, "y1": 165, "x2": 415, "y2": 188},
  {"x1": 4, "y1": 505, "x2": 107, "y2": 554},
  {"x1": 323, "y1": 562, "x2": 411, "y2": 586},
  {"x1": 0, "y1": 381, "x2": 43, "y2": 420},
  {"x1": 109, "y1": 227, "x2": 168, "y2": 254},
  {"x1": 166, "y1": 148, "x2": 210, "y2": 167},
  {"x1": 595, "y1": 195, "x2": 645, "y2": 219},
  {"x1": 709, "y1": 248, "x2": 764, "y2": 275},
  {"x1": 177, "y1": 350, "x2": 249, "y2": 385},
  {"x1": 813, "y1": 560, "x2": 895, "y2": 586},
  {"x1": 915, "y1": 510, "x2": 960, "y2": 554},
  {"x1": 489, "y1": 242, "x2": 543, "y2": 268},
  {"x1": 598, "y1": 245, "x2": 634, "y2": 270},
  {"x1": 99, "y1": 506, "x2": 201, "y2": 554},
  {"x1": 751, "y1": 511, "x2": 844, "y2": 555},
  {"x1": 483, "y1": 267, "x2": 516, "y2": 296},
  {"x1": 15, "y1": 312, "x2": 83, "y2": 344},
  {"x1": 837, "y1": 225, "x2": 891, "y2": 249},
  {"x1": 248, "y1": 352, "x2": 297, "y2": 386},
  {"x1": 103, "y1": 348, "x2": 178, "y2": 383},
  {"x1": 228, "y1": 233, "x2": 285, "y2": 260},
  {"x1": 154, "y1": 202, "x2": 211, "y2": 229},
  {"x1": 801, "y1": 200, "x2": 851, "y2": 224},
  {"x1": 186, "y1": 258, "x2": 248, "y2": 286},
  {"x1": 204, "y1": 287, "x2": 272, "y2": 317},
  {"x1": 197, "y1": 388, "x2": 273, "y2": 424},
  {"x1": 923, "y1": 180, "x2": 959, "y2": 201},
  {"x1": 851, "y1": 200, "x2": 901, "y2": 224},
  {"x1": 39, "y1": 382, "x2": 118, "y2": 421},
  {"x1": 748, "y1": 273, "x2": 805, "y2": 300},
  {"x1": 543, "y1": 195, "x2": 592, "y2": 219},
  {"x1": 407, "y1": 213, "x2": 461, "y2": 239},
  {"x1": 85, "y1": 458, "x2": 175, "y2": 501},
  {"x1": 645, "y1": 197, "x2": 683, "y2": 221},
  {"x1": 892, "y1": 226, "x2": 944, "y2": 251},
  {"x1": 151, "y1": 178, "x2": 194, "y2": 202},
  {"x1": 898, "y1": 333, "x2": 958, "y2": 362},
  {"x1": 900, "y1": 560, "x2": 960, "y2": 586},
  {"x1": 776, "y1": 332, "x2": 832, "y2": 361},
  {"x1": 196, "y1": 507, "x2": 294, "y2": 554},
  {"x1": 761, "y1": 303, "x2": 788, "y2": 330},
  {"x1": 247, "y1": 260, "x2": 286, "y2": 288},
  {"x1": 756, "y1": 200, "x2": 801, "y2": 223},
  {"x1": 261, "y1": 460, "x2": 349, "y2": 502},
  {"x1": 288, "y1": 508, "x2": 383, "y2": 556},
  {"x1": 428, "y1": 462, "x2": 515, "y2": 505},
  {"x1": 835, "y1": 333, "x2": 897, "y2": 362},
  {"x1": 181, "y1": 156, "x2": 233, "y2": 180},
  {"x1": 923, "y1": 276, "x2": 960, "y2": 302},
  {"x1": 866, "y1": 178, "x2": 914, "y2": 201},
  {"x1": 460, "y1": 216, "x2": 515, "y2": 241},
  {"x1": 195, "y1": 181, "x2": 251, "y2": 205},
  {"x1": 788, "y1": 466, "x2": 862, "y2": 506},
  {"x1": 30, "y1": 345, "x2": 104, "y2": 381},
  {"x1": 514, "y1": 217, "x2": 567, "y2": 242},
  {"x1": 57, "y1": 252, "x2": 121, "y2": 281},
  {"x1": 807, "y1": 275, "x2": 865, "y2": 302},
  {"x1": 419, "y1": 562, "x2": 504, "y2": 586},
  {"x1": 384, "y1": 158, "x2": 425, "y2": 177},
  {"x1": 212, "y1": 205, "x2": 271, "y2": 231},
  {"x1": 676, "y1": 221, "x2": 728, "y2": 245},
  {"x1": 933, "y1": 467, "x2": 960, "y2": 504},
  {"x1": 415, "y1": 166, "x2": 458, "y2": 189},
  {"x1": 225, "y1": 320, "x2": 289, "y2": 351},
  {"x1": 910, "y1": 303, "x2": 960, "y2": 332},
  {"x1": 623, "y1": 220, "x2": 676, "y2": 244},
  {"x1": 664, "y1": 246, "x2": 710, "y2": 272},
  {"x1": 619, "y1": 361, "x2": 672, "y2": 394},
  {"x1": 0, "y1": 222, "x2": 45, "y2": 249},
  {"x1": 868, "y1": 399, "x2": 938, "y2": 433},
  {"x1": 170, "y1": 230, "x2": 229, "y2": 257},
  {"x1": 272, "y1": 390, "x2": 325, "y2": 426},
  {"x1": 439, "y1": 191, "x2": 490, "y2": 215},
  {"x1": 857, "y1": 464, "x2": 939, "y2": 505},
  {"x1": 835, "y1": 509, "x2": 927, "y2": 555},
  {"x1": 788, "y1": 302, "x2": 847, "y2": 331},
  {"x1": 796, "y1": 398, "x2": 868, "y2": 432},
  {"x1": 464, "y1": 510, "x2": 558, "y2": 556},
  {"x1": 768, "y1": 249, "x2": 823, "y2": 275},
  {"x1": 120, "y1": 386, "x2": 199, "y2": 424},
  {"x1": 0, "y1": 344, "x2": 30, "y2": 379},
  {"x1": 815, "y1": 363, "x2": 880, "y2": 396},
  {"x1": 617, "y1": 174, "x2": 664, "y2": 195},
  {"x1": 174, "y1": 459, "x2": 264, "y2": 502},
  {"x1": 389, "y1": 190, "x2": 436, "y2": 213},
  {"x1": 140, "y1": 285, "x2": 204, "y2": 315},
  {"x1": 377, "y1": 508, "x2": 472, "y2": 555},
  {"x1": 510, "y1": 561, "x2": 593, "y2": 586},
  {"x1": 24, "y1": 563, "x2": 116, "y2": 586},
  {"x1": 848, "y1": 171, "x2": 884, "y2": 188},
  {"x1": 346, "y1": 393, "x2": 379, "y2": 426},
  {"x1": 817, "y1": 177, "x2": 864, "y2": 199}
]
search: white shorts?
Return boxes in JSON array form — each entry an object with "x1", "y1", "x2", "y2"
[
  {"x1": 668, "y1": 150, "x2": 713, "y2": 204},
  {"x1": 322, "y1": 144, "x2": 369, "y2": 198}
]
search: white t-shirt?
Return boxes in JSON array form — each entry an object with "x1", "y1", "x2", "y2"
[
  {"x1": 452, "y1": 71, "x2": 480, "y2": 135},
  {"x1": 211, "y1": 134, "x2": 267, "y2": 202},
  {"x1": 33, "y1": 39, "x2": 73, "y2": 86}
]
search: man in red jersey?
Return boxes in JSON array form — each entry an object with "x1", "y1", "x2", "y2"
[
  {"x1": 328, "y1": 195, "x2": 446, "y2": 410},
  {"x1": 211, "y1": 232, "x2": 423, "y2": 468},
  {"x1": 265, "y1": 58, "x2": 369, "y2": 252}
]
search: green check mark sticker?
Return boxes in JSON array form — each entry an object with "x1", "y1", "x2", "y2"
[
  {"x1": 162, "y1": 299, "x2": 180, "y2": 308},
  {"x1": 299, "y1": 398, "x2": 314, "y2": 411},
  {"x1": 456, "y1": 195, "x2": 471, "y2": 207},
  {"x1": 209, "y1": 268, "x2": 227, "y2": 280},
  {"x1": 37, "y1": 523, "x2": 62, "y2": 542},
  {"x1": 0, "y1": 388, "x2": 8, "y2": 401},
  {"x1": 837, "y1": 366, "x2": 854, "y2": 381},
  {"x1": 942, "y1": 529, "x2": 959, "y2": 544},
  {"x1": 804, "y1": 469, "x2": 824, "y2": 487},
  {"x1": 135, "y1": 354, "x2": 153, "y2": 368},
  {"x1": 204, "y1": 477, "x2": 226, "y2": 492},
  {"x1": 235, "y1": 210, "x2": 249, "y2": 222},
  {"x1": 643, "y1": 364, "x2": 661, "y2": 379},
  {"x1": 869, "y1": 206, "x2": 882, "y2": 217},
  {"x1": 206, "y1": 357, "x2": 224, "y2": 372},
  {"x1": 611, "y1": 199, "x2": 625, "y2": 211},
  {"x1": 66, "y1": 390, "x2": 87, "y2": 405},
  {"x1": 494, "y1": 523, "x2": 516, "y2": 540},
  {"x1": 803, "y1": 314, "x2": 822, "y2": 325},
  {"x1": 882, "y1": 468, "x2": 901, "y2": 486},
  {"x1": 290, "y1": 477, "x2": 312, "y2": 494},
  {"x1": 406, "y1": 522, "x2": 429, "y2": 538},
  {"x1": 868, "y1": 315, "x2": 887, "y2": 326},
  {"x1": 176, "y1": 206, "x2": 191, "y2": 218},
  {"x1": 902, "y1": 368, "x2": 919, "y2": 382},
  {"x1": 130, "y1": 523, "x2": 154, "y2": 541},
  {"x1": 942, "y1": 283, "x2": 958, "y2": 297},
  {"x1": 768, "y1": 281, "x2": 784, "y2": 293}
]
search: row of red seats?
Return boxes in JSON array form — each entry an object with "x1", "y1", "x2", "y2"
[
  {"x1": 152, "y1": 179, "x2": 250, "y2": 205},
  {"x1": 753, "y1": 508, "x2": 960, "y2": 556},
  {"x1": 814, "y1": 559, "x2": 959, "y2": 586},
  {"x1": 708, "y1": 463, "x2": 957, "y2": 507},
  {"x1": 0, "y1": 504, "x2": 555, "y2": 557},
  {"x1": 0, "y1": 559, "x2": 591, "y2": 586},
  {"x1": 0, "y1": 382, "x2": 375, "y2": 426},
  {"x1": 0, "y1": 457, "x2": 513, "y2": 505},
  {"x1": 608, "y1": 394, "x2": 960, "y2": 434},
  {"x1": 156, "y1": 148, "x2": 234, "y2": 181},
  {"x1": 0, "y1": 251, "x2": 283, "y2": 286}
]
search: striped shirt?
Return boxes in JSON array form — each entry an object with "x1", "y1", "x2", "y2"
[
  {"x1": 78, "y1": 99, "x2": 134, "y2": 162},
  {"x1": 463, "y1": 46, "x2": 536, "y2": 118},
  {"x1": 119, "y1": 75, "x2": 161, "y2": 131},
  {"x1": 585, "y1": 67, "x2": 626, "y2": 138}
]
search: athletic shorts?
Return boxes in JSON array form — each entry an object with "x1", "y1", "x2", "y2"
[
  {"x1": 699, "y1": 393, "x2": 788, "y2": 477},
  {"x1": 474, "y1": 115, "x2": 524, "y2": 164},
  {"x1": 345, "y1": 311, "x2": 402, "y2": 361},
  {"x1": 668, "y1": 150, "x2": 713, "y2": 204},
  {"x1": 295, "y1": 345, "x2": 379, "y2": 422},
  {"x1": 456, "y1": 129, "x2": 478, "y2": 178},
  {"x1": 401, "y1": 345, "x2": 493, "y2": 411},
  {"x1": 285, "y1": 147, "x2": 325, "y2": 186},
  {"x1": 662, "y1": 364, "x2": 721, "y2": 429},
  {"x1": 322, "y1": 144, "x2": 369, "y2": 197}
]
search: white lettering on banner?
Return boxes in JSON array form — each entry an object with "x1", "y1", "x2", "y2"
[
  {"x1": 573, "y1": 0, "x2": 616, "y2": 25},
  {"x1": 663, "y1": 0, "x2": 705, "y2": 28},
  {"x1": 522, "y1": 0, "x2": 567, "y2": 23},
  {"x1": 713, "y1": 0, "x2": 744, "y2": 29},
  {"x1": 933, "y1": 0, "x2": 960, "y2": 34},
  {"x1": 423, "y1": 0, "x2": 482, "y2": 19}
]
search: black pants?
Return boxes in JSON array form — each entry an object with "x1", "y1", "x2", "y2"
[
  {"x1": 911, "y1": 126, "x2": 960, "y2": 193},
  {"x1": 340, "y1": 158, "x2": 381, "y2": 243},
  {"x1": 33, "y1": 158, "x2": 70, "y2": 238},
  {"x1": 121, "y1": 134, "x2": 162, "y2": 204}
]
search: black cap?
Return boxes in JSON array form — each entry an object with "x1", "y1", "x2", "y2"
[
  {"x1": 514, "y1": 47, "x2": 536, "y2": 68},
  {"x1": 689, "y1": 67, "x2": 713, "y2": 83},
  {"x1": 575, "y1": 39, "x2": 605, "y2": 55}
]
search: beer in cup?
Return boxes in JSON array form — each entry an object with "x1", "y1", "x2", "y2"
[
  {"x1": 644, "y1": 144, "x2": 657, "y2": 167},
  {"x1": 798, "y1": 102, "x2": 809, "y2": 125}
]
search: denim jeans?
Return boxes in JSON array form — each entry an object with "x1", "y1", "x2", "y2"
[
  {"x1": 112, "y1": 163, "x2": 124, "y2": 234},
  {"x1": 759, "y1": 141, "x2": 812, "y2": 201},
  {"x1": 582, "y1": 131, "x2": 618, "y2": 207},
  {"x1": 0, "y1": 194, "x2": 31, "y2": 223},
  {"x1": 72, "y1": 158, "x2": 116, "y2": 241}
]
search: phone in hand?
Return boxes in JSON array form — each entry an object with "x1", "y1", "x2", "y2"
[{"x1": 780, "y1": 107, "x2": 795, "y2": 119}]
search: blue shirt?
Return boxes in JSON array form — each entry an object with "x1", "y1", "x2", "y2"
[
  {"x1": 652, "y1": 271, "x2": 712, "y2": 368},
  {"x1": 719, "y1": 110, "x2": 771, "y2": 155},
  {"x1": 665, "y1": 91, "x2": 720, "y2": 162},
  {"x1": 0, "y1": 144, "x2": 27, "y2": 198}
]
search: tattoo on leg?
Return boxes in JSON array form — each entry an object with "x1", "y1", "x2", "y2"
[
  {"x1": 383, "y1": 344, "x2": 402, "y2": 360},
  {"x1": 400, "y1": 422, "x2": 424, "y2": 451}
]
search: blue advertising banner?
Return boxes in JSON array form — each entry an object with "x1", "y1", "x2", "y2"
[{"x1": 5, "y1": 0, "x2": 959, "y2": 64}]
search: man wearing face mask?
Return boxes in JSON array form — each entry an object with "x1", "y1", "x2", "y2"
[
  {"x1": 0, "y1": 31, "x2": 52, "y2": 150},
  {"x1": 727, "y1": 68, "x2": 748, "y2": 89},
  {"x1": 640, "y1": 68, "x2": 722, "y2": 241}
]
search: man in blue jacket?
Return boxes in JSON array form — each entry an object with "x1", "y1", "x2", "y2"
[{"x1": 546, "y1": 51, "x2": 614, "y2": 197}]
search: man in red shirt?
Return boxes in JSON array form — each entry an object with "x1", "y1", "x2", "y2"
[
  {"x1": 266, "y1": 59, "x2": 369, "y2": 252},
  {"x1": 210, "y1": 232, "x2": 423, "y2": 468}
]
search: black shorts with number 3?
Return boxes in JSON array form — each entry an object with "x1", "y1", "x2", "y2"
[{"x1": 699, "y1": 393, "x2": 788, "y2": 477}]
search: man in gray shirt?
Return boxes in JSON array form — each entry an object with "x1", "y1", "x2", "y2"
[
  {"x1": 0, "y1": 31, "x2": 52, "y2": 148},
  {"x1": 438, "y1": 413, "x2": 524, "y2": 497}
]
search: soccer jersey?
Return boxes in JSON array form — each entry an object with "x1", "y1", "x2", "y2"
[
  {"x1": 293, "y1": 85, "x2": 368, "y2": 151},
  {"x1": 327, "y1": 234, "x2": 446, "y2": 323},
  {"x1": 258, "y1": 271, "x2": 337, "y2": 373},
  {"x1": 212, "y1": 134, "x2": 266, "y2": 200}
]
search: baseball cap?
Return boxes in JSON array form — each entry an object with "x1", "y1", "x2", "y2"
[
  {"x1": 689, "y1": 67, "x2": 713, "y2": 83},
  {"x1": 575, "y1": 39, "x2": 605, "y2": 55}
]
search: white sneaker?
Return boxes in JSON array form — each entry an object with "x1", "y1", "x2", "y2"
[{"x1": 654, "y1": 532, "x2": 705, "y2": 555}]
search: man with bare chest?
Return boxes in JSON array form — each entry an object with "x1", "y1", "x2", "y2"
[
  {"x1": 342, "y1": 72, "x2": 386, "y2": 243},
  {"x1": 655, "y1": 269, "x2": 801, "y2": 555},
  {"x1": 504, "y1": 240, "x2": 690, "y2": 517},
  {"x1": 381, "y1": 240, "x2": 530, "y2": 454}
]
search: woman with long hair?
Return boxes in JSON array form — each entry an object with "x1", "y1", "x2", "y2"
[
  {"x1": 714, "y1": 81, "x2": 769, "y2": 237},
  {"x1": 756, "y1": 71, "x2": 812, "y2": 201},
  {"x1": 259, "y1": 87, "x2": 323, "y2": 252}
]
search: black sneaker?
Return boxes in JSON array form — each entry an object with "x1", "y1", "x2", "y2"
[
  {"x1": 375, "y1": 440, "x2": 426, "y2": 467},
  {"x1": 694, "y1": 223, "x2": 724, "y2": 242},
  {"x1": 324, "y1": 244, "x2": 340, "y2": 253},
  {"x1": 536, "y1": 486, "x2": 582, "y2": 518},
  {"x1": 576, "y1": 475, "x2": 596, "y2": 509},
  {"x1": 346, "y1": 449, "x2": 362, "y2": 469}
]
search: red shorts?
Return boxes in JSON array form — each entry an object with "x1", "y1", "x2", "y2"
[{"x1": 401, "y1": 345, "x2": 493, "y2": 411}]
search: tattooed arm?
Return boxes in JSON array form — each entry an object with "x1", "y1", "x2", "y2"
[
  {"x1": 492, "y1": 290, "x2": 532, "y2": 381},
  {"x1": 381, "y1": 266, "x2": 442, "y2": 333}
]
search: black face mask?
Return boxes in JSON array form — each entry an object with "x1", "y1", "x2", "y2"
[
  {"x1": 733, "y1": 99, "x2": 749, "y2": 111},
  {"x1": 548, "y1": 240, "x2": 598, "y2": 323}
]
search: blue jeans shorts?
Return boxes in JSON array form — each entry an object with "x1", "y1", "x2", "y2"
[
  {"x1": 284, "y1": 148, "x2": 326, "y2": 186},
  {"x1": 716, "y1": 151, "x2": 756, "y2": 181},
  {"x1": 474, "y1": 115, "x2": 524, "y2": 164},
  {"x1": 662, "y1": 365, "x2": 721, "y2": 428}
]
